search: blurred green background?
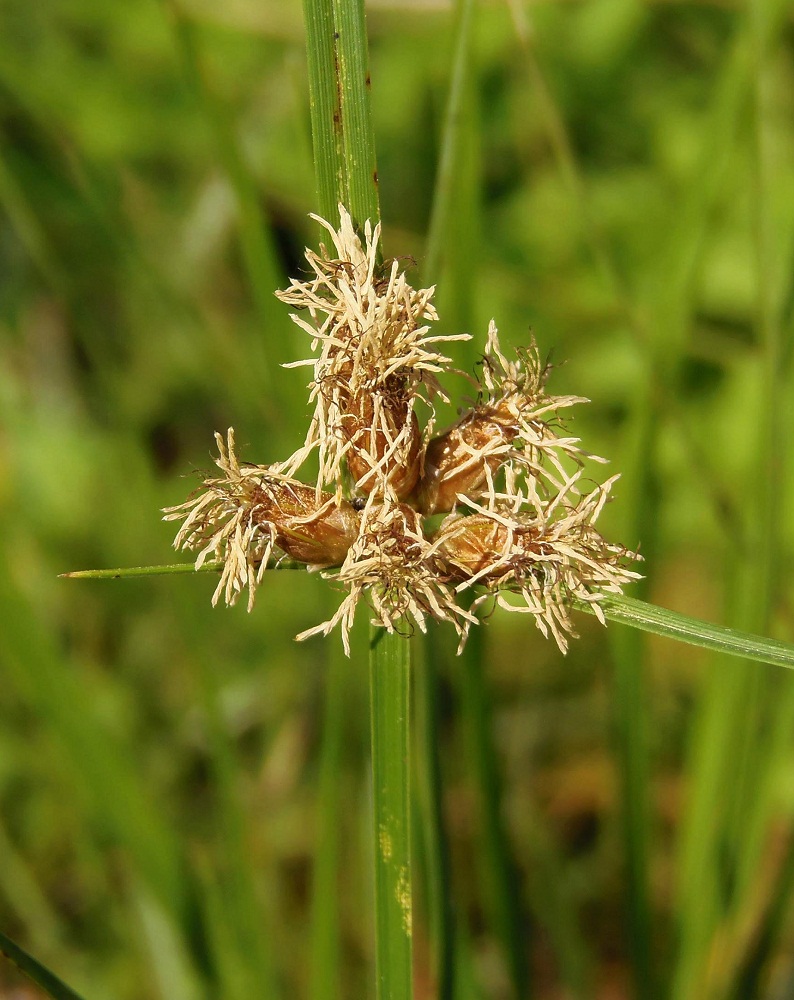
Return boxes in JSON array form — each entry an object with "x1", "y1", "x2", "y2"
[{"x1": 0, "y1": 0, "x2": 792, "y2": 997}]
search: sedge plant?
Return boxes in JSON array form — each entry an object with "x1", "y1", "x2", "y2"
[{"x1": 10, "y1": 2, "x2": 788, "y2": 1000}]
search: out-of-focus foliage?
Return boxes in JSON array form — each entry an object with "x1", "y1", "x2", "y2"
[{"x1": 0, "y1": 0, "x2": 792, "y2": 997}]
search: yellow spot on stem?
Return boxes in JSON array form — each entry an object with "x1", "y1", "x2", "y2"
[
  {"x1": 379, "y1": 824, "x2": 393, "y2": 862},
  {"x1": 395, "y1": 867, "x2": 412, "y2": 937}
]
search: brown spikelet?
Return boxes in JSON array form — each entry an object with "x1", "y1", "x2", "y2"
[
  {"x1": 341, "y1": 376, "x2": 423, "y2": 498},
  {"x1": 417, "y1": 409, "x2": 516, "y2": 515}
]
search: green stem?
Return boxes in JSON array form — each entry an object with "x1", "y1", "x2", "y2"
[
  {"x1": 301, "y1": 2, "x2": 382, "y2": 994},
  {"x1": 369, "y1": 627, "x2": 413, "y2": 1000},
  {"x1": 302, "y1": 0, "x2": 380, "y2": 227},
  {"x1": 302, "y1": 0, "x2": 341, "y2": 220},
  {"x1": 309, "y1": 628, "x2": 348, "y2": 1000}
]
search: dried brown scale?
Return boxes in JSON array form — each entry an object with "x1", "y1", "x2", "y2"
[
  {"x1": 417, "y1": 408, "x2": 518, "y2": 515},
  {"x1": 433, "y1": 514, "x2": 539, "y2": 579},
  {"x1": 247, "y1": 482, "x2": 360, "y2": 565},
  {"x1": 341, "y1": 382, "x2": 423, "y2": 498},
  {"x1": 434, "y1": 512, "x2": 618, "y2": 588}
]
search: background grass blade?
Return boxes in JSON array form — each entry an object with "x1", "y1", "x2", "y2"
[
  {"x1": 460, "y1": 626, "x2": 530, "y2": 999},
  {"x1": 0, "y1": 930, "x2": 86, "y2": 1000}
]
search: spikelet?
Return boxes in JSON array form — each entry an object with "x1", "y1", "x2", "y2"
[
  {"x1": 164, "y1": 429, "x2": 360, "y2": 610},
  {"x1": 275, "y1": 206, "x2": 468, "y2": 495}
]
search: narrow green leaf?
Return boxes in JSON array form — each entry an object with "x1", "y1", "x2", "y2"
[
  {"x1": 0, "y1": 930, "x2": 86, "y2": 1000},
  {"x1": 60, "y1": 559, "x2": 305, "y2": 579},
  {"x1": 591, "y1": 595, "x2": 794, "y2": 671}
]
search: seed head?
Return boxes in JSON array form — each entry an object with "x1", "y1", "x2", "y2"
[
  {"x1": 417, "y1": 323, "x2": 594, "y2": 514},
  {"x1": 165, "y1": 209, "x2": 641, "y2": 655}
]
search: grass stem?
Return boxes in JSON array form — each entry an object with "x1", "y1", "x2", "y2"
[{"x1": 369, "y1": 627, "x2": 413, "y2": 1000}]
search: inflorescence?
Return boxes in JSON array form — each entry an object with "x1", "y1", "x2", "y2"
[{"x1": 164, "y1": 207, "x2": 641, "y2": 654}]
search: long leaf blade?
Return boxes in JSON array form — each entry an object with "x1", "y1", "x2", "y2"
[{"x1": 592, "y1": 595, "x2": 794, "y2": 670}]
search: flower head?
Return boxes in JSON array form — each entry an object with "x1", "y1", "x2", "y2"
[{"x1": 165, "y1": 208, "x2": 641, "y2": 655}]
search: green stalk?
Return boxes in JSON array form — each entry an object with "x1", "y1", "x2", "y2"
[
  {"x1": 302, "y1": 5, "x2": 399, "y2": 999},
  {"x1": 370, "y1": 627, "x2": 413, "y2": 1000},
  {"x1": 302, "y1": 0, "x2": 341, "y2": 221},
  {"x1": 302, "y1": 0, "x2": 380, "y2": 227},
  {"x1": 309, "y1": 631, "x2": 348, "y2": 1000}
]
